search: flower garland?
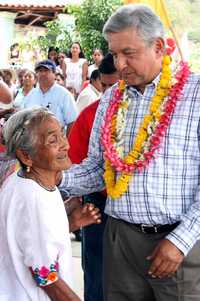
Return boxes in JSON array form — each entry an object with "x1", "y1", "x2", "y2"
[{"x1": 101, "y1": 56, "x2": 190, "y2": 199}]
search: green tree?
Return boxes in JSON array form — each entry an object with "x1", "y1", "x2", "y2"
[
  {"x1": 70, "y1": 0, "x2": 122, "y2": 60},
  {"x1": 33, "y1": 19, "x2": 74, "y2": 54}
]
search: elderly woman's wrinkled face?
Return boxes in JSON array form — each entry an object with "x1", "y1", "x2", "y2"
[{"x1": 31, "y1": 117, "x2": 71, "y2": 172}]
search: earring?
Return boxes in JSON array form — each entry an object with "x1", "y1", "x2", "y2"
[{"x1": 26, "y1": 166, "x2": 30, "y2": 173}]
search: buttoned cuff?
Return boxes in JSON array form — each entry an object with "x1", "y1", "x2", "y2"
[{"x1": 166, "y1": 221, "x2": 200, "y2": 256}]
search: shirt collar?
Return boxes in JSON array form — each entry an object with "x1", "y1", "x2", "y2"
[
  {"x1": 127, "y1": 72, "x2": 161, "y2": 95},
  {"x1": 38, "y1": 82, "x2": 56, "y2": 94},
  {"x1": 89, "y1": 84, "x2": 102, "y2": 97}
]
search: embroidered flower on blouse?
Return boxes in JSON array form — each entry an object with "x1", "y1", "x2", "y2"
[{"x1": 30, "y1": 261, "x2": 59, "y2": 286}]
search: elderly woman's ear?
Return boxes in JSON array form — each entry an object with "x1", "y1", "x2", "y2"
[{"x1": 16, "y1": 149, "x2": 32, "y2": 170}]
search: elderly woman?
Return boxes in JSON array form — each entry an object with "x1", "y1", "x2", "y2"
[{"x1": 0, "y1": 107, "x2": 100, "y2": 301}]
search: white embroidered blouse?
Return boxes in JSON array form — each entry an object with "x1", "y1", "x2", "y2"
[{"x1": 0, "y1": 172, "x2": 73, "y2": 301}]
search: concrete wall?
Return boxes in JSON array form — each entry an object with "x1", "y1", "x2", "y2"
[{"x1": 0, "y1": 11, "x2": 16, "y2": 68}]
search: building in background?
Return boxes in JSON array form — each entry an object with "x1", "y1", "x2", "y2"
[{"x1": 0, "y1": 0, "x2": 81, "y2": 68}]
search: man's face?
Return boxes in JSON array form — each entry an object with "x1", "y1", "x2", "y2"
[
  {"x1": 108, "y1": 28, "x2": 164, "y2": 92},
  {"x1": 36, "y1": 67, "x2": 55, "y2": 88},
  {"x1": 100, "y1": 72, "x2": 119, "y2": 93}
]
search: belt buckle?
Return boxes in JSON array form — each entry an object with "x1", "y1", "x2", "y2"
[{"x1": 141, "y1": 224, "x2": 158, "y2": 233}]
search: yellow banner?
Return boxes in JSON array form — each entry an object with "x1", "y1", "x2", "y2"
[{"x1": 123, "y1": 0, "x2": 171, "y2": 28}]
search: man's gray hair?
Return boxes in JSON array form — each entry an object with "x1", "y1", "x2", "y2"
[
  {"x1": 103, "y1": 4, "x2": 165, "y2": 45},
  {"x1": 3, "y1": 107, "x2": 55, "y2": 159}
]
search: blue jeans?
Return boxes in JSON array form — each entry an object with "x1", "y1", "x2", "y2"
[{"x1": 82, "y1": 192, "x2": 107, "y2": 301}]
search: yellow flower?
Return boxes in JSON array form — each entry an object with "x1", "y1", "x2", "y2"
[
  {"x1": 149, "y1": 102, "x2": 159, "y2": 114},
  {"x1": 162, "y1": 55, "x2": 171, "y2": 65},
  {"x1": 143, "y1": 115, "x2": 152, "y2": 124},
  {"x1": 120, "y1": 101, "x2": 129, "y2": 109},
  {"x1": 156, "y1": 88, "x2": 167, "y2": 97},
  {"x1": 119, "y1": 80, "x2": 126, "y2": 91},
  {"x1": 153, "y1": 111, "x2": 161, "y2": 120},
  {"x1": 159, "y1": 79, "x2": 171, "y2": 88}
]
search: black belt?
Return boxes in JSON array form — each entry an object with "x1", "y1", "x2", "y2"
[{"x1": 133, "y1": 221, "x2": 180, "y2": 234}]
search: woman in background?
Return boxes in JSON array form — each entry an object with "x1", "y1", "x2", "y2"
[
  {"x1": 65, "y1": 42, "x2": 88, "y2": 99},
  {"x1": 47, "y1": 46, "x2": 59, "y2": 66},
  {"x1": 57, "y1": 51, "x2": 67, "y2": 75},
  {"x1": 88, "y1": 48, "x2": 104, "y2": 78},
  {"x1": 14, "y1": 70, "x2": 37, "y2": 108}
]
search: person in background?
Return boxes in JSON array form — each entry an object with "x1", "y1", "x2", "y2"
[
  {"x1": 0, "y1": 107, "x2": 101, "y2": 301},
  {"x1": 47, "y1": 46, "x2": 59, "y2": 66},
  {"x1": 59, "y1": 4, "x2": 200, "y2": 300},
  {"x1": 57, "y1": 51, "x2": 67, "y2": 75},
  {"x1": 0, "y1": 80, "x2": 13, "y2": 109},
  {"x1": 65, "y1": 42, "x2": 88, "y2": 99},
  {"x1": 88, "y1": 48, "x2": 104, "y2": 78},
  {"x1": 76, "y1": 69, "x2": 102, "y2": 114},
  {"x1": 68, "y1": 53, "x2": 119, "y2": 301},
  {"x1": 55, "y1": 72, "x2": 76, "y2": 99},
  {"x1": 0, "y1": 80, "x2": 15, "y2": 185},
  {"x1": 14, "y1": 70, "x2": 37, "y2": 109},
  {"x1": 2, "y1": 69, "x2": 16, "y2": 97},
  {"x1": 21, "y1": 44, "x2": 35, "y2": 70},
  {"x1": 23, "y1": 59, "x2": 77, "y2": 136},
  {"x1": 16, "y1": 68, "x2": 28, "y2": 89},
  {"x1": 55, "y1": 72, "x2": 65, "y2": 87}
]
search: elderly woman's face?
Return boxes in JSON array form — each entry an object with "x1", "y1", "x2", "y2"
[{"x1": 31, "y1": 117, "x2": 71, "y2": 172}]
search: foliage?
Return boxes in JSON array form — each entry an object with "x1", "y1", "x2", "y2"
[
  {"x1": 188, "y1": 29, "x2": 200, "y2": 43},
  {"x1": 68, "y1": 0, "x2": 122, "y2": 60},
  {"x1": 33, "y1": 19, "x2": 74, "y2": 54}
]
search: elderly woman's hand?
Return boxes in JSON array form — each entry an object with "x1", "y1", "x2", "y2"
[{"x1": 68, "y1": 201, "x2": 101, "y2": 232}]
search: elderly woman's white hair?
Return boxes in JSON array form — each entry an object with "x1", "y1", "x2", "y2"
[
  {"x1": 103, "y1": 4, "x2": 165, "y2": 46},
  {"x1": 3, "y1": 107, "x2": 55, "y2": 160}
]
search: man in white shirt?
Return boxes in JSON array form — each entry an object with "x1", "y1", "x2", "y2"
[
  {"x1": 23, "y1": 59, "x2": 77, "y2": 135},
  {"x1": 76, "y1": 69, "x2": 102, "y2": 114}
]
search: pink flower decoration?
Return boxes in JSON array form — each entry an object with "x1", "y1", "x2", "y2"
[
  {"x1": 166, "y1": 38, "x2": 176, "y2": 55},
  {"x1": 39, "y1": 266, "x2": 50, "y2": 278},
  {"x1": 54, "y1": 262, "x2": 59, "y2": 271}
]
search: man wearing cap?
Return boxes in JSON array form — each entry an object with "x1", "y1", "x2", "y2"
[{"x1": 23, "y1": 59, "x2": 77, "y2": 135}]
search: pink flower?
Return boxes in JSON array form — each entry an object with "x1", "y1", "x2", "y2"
[
  {"x1": 136, "y1": 161, "x2": 144, "y2": 172},
  {"x1": 150, "y1": 136, "x2": 160, "y2": 147},
  {"x1": 39, "y1": 266, "x2": 50, "y2": 278},
  {"x1": 54, "y1": 262, "x2": 59, "y2": 271},
  {"x1": 160, "y1": 115, "x2": 170, "y2": 125}
]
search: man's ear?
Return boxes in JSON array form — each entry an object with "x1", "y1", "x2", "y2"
[
  {"x1": 154, "y1": 37, "x2": 165, "y2": 58},
  {"x1": 16, "y1": 149, "x2": 33, "y2": 168}
]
